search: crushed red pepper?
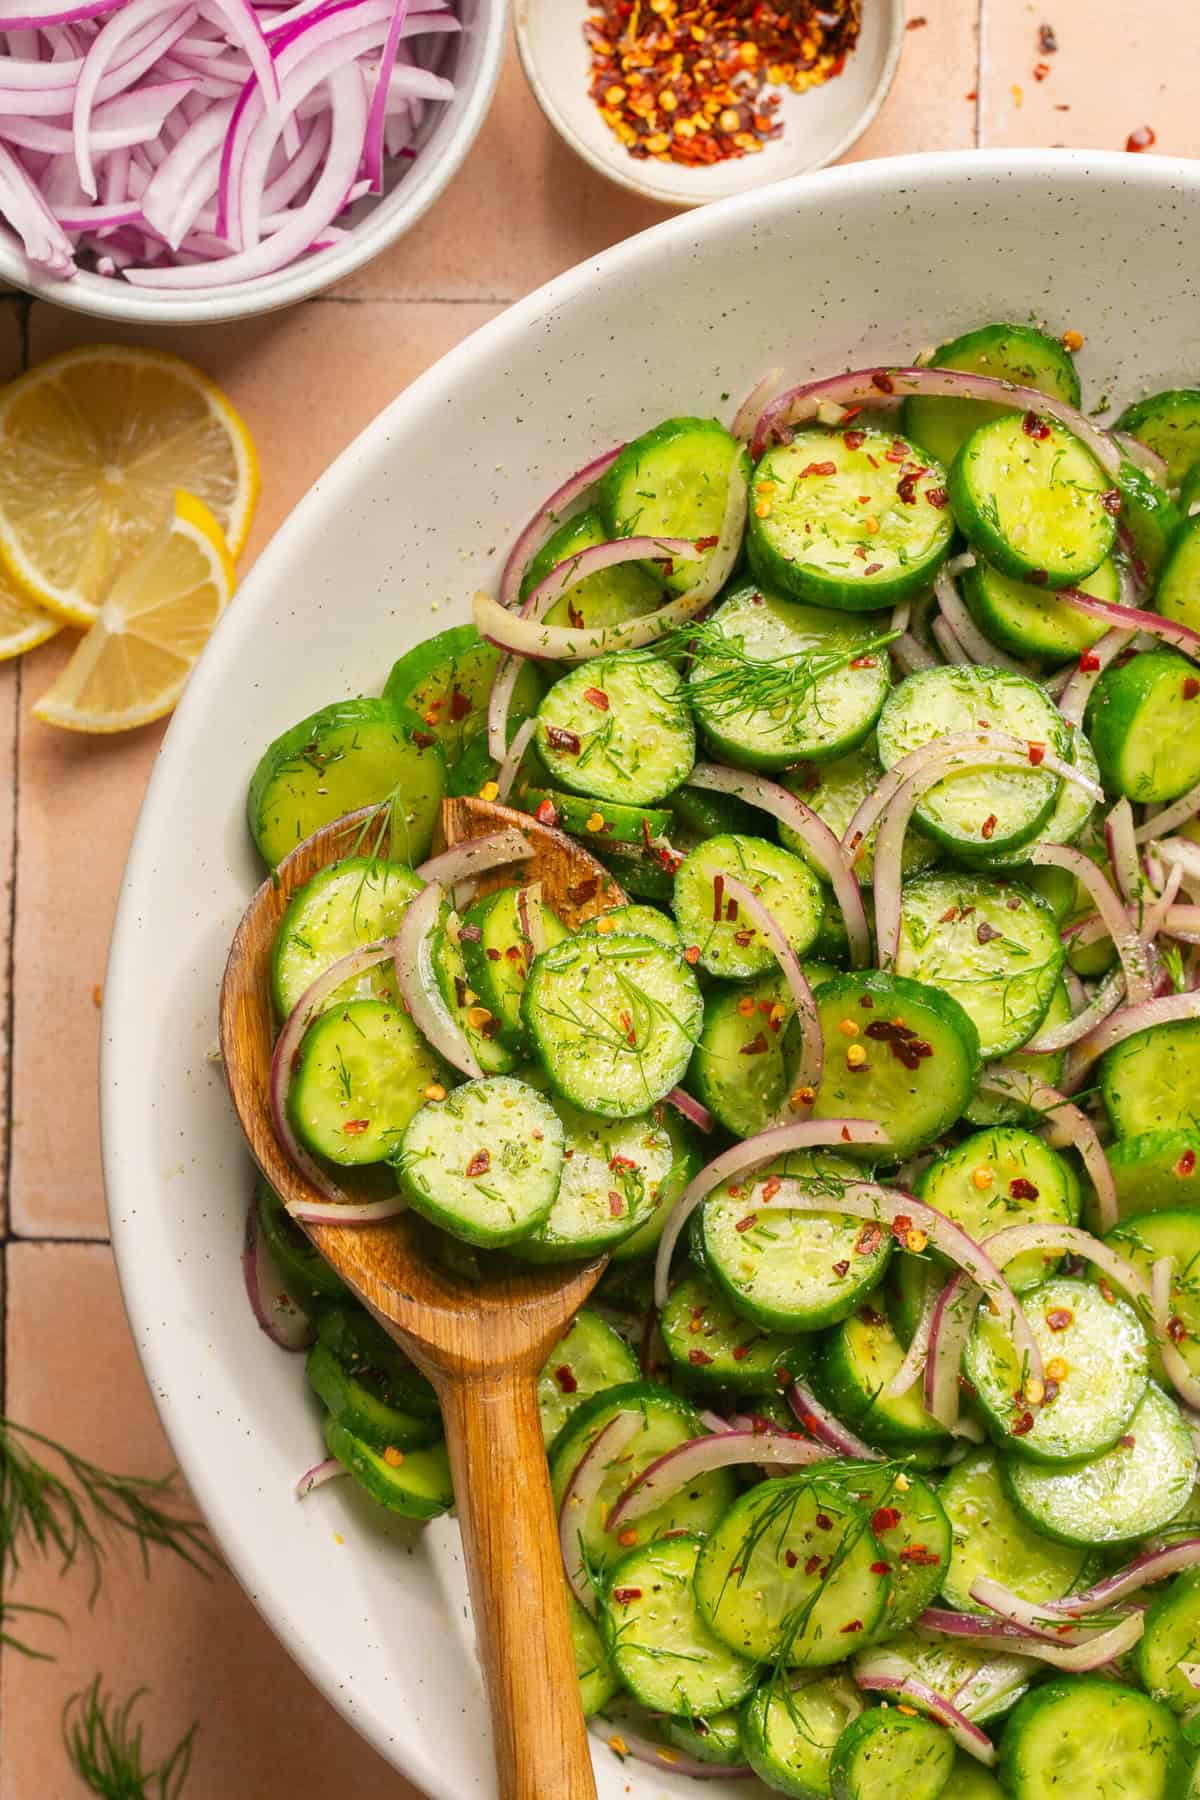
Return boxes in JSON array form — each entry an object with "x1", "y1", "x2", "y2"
[{"x1": 584, "y1": 0, "x2": 861, "y2": 168}]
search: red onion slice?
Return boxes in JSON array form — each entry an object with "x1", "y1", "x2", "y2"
[
  {"x1": 242, "y1": 1191, "x2": 316, "y2": 1351},
  {"x1": 751, "y1": 365, "x2": 1122, "y2": 477},
  {"x1": 923, "y1": 1272, "x2": 978, "y2": 1431},
  {"x1": 606, "y1": 1428, "x2": 829, "y2": 1531},
  {"x1": 1143, "y1": 862, "x2": 1185, "y2": 944},
  {"x1": 1025, "y1": 965, "x2": 1126, "y2": 1055},
  {"x1": 295, "y1": 1456, "x2": 347, "y2": 1498},
  {"x1": 885, "y1": 1269, "x2": 942, "y2": 1399},
  {"x1": 415, "y1": 826, "x2": 533, "y2": 892},
  {"x1": 730, "y1": 365, "x2": 783, "y2": 441},
  {"x1": 978, "y1": 1070, "x2": 1119, "y2": 1232},
  {"x1": 687, "y1": 762, "x2": 870, "y2": 968},
  {"x1": 1106, "y1": 798, "x2": 1141, "y2": 906},
  {"x1": 923, "y1": 1602, "x2": 1085, "y2": 1648},
  {"x1": 392, "y1": 879, "x2": 483, "y2": 1080},
  {"x1": 498, "y1": 445, "x2": 624, "y2": 613},
  {"x1": 1050, "y1": 586, "x2": 1200, "y2": 664},
  {"x1": 1026, "y1": 841, "x2": 1153, "y2": 1006},
  {"x1": 934, "y1": 563, "x2": 1034, "y2": 675},
  {"x1": 663, "y1": 1086, "x2": 715, "y2": 1134},
  {"x1": 851, "y1": 1669, "x2": 997, "y2": 1763},
  {"x1": 1066, "y1": 989, "x2": 1200, "y2": 1083},
  {"x1": 925, "y1": 1605, "x2": 1145, "y2": 1670},
  {"x1": 721, "y1": 874, "x2": 822, "y2": 1117},
  {"x1": 513, "y1": 536, "x2": 700, "y2": 650},
  {"x1": 1136, "y1": 780, "x2": 1200, "y2": 844},
  {"x1": 557, "y1": 1410, "x2": 643, "y2": 1613},
  {"x1": 786, "y1": 1379, "x2": 884, "y2": 1460},
  {"x1": 494, "y1": 716, "x2": 536, "y2": 804},
  {"x1": 892, "y1": 630, "x2": 940, "y2": 674},
  {"x1": 651, "y1": 1118, "x2": 889, "y2": 1309},
  {"x1": 286, "y1": 1193, "x2": 408, "y2": 1225},
  {"x1": 986, "y1": 1540, "x2": 1200, "y2": 1620},
  {"x1": 931, "y1": 614, "x2": 971, "y2": 666},
  {"x1": 1057, "y1": 628, "x2": 1136, "y2": 728},
  {"x1": 589, "y1": 1719, "x2": 752, "y2": 1781},
  {"x1": 1151, "y1": 1255, "x2": 1200, "y2": 1412}
]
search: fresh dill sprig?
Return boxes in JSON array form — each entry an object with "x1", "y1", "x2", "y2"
[
  {"x1": 664, "y1": 620, "x2": 900, "y2": 732},
  {"x1": 63, "y1": 1677, "x2": 196, "y2": 1800}
]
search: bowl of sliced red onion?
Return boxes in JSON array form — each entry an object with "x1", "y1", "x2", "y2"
[{"x1": 0, "y1": 0, "x2": 505, "y2": 322}]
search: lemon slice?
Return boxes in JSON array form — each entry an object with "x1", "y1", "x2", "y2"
[
  {"x1": 33, "y1": 492, "x2": 235, "y2": 733},
  {"x1": 0, "y1": 344, "x2": 258, "y2": 628},
  {"x1": 0, "y1": 563, "x2": 60, "y2": 661}
]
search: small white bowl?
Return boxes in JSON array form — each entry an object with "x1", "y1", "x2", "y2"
[
  {"x1": 0, "y1": 0, "x2": 507, "y2": 327},
  {"x1": 516, "y1": 0, "x2": 902, "y2": 207}
]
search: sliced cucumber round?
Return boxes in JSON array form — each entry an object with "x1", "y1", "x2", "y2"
[
  {"x1": 660, "y1": 1269, "x2": 808, "y2": 1393},
  {"x1": 687, "y1": 970, "x2": 804, "y2": 1139},
  {"x1": 569, "y1": 1592, "x2": 621, "y2": 1717},
  {"x1": 519, "y1": 503, "x2": 663, "y2": 630},
  {"x1": 983, "y1": 730, "x2": 1100, "y2": 869},
  {"x1": 663, "y1": 1708, "x2": 745, "y2": 1767},
  {"x1": 1158, "y1": 513, "x2": 1200, "y2": 635},
  {"x1": 577, "y1": 903, "x2": 679, "y2": 947},
  {"x1": 673, "y1": 833, "x2": 824, "y2": 978},
  {"x1": 1101, "y1": 1017, "x2": 1200, "y2": 1139},
  {"x1": 687, "y1": 581, "x2": 892, "y2": 769},
  {"x1": 288, "y1": 997, "x2": 448, "y2": 1166},
  {"x1": 1116, "y1": 387, "x2": 1200, "y2": 487},
  {"x1": 939, "y1": 1447, "x2": 1095, "y2": 1613},
  {"x1": 459, "y1": 882, "x2": 566, "y2": 1054},
  {"x1": 432, "y1": 915, "x2": 519, "y2": 1076},
  {"x1": 780, "y1": 743, "x2": 939, "y2": 887},
  {"x1": 962, "y1": 553, "x2": 1116, "y2": 663},
  {"x1": 903, "y1": 321, "x2": 1082, "y2": 468},
  {"x1": 306, "y1": 1341, "x2": 441, "y2": 1454},
  {"x1": 876, "y1": 665, "x2": 1068, "y2": 855},
  {"x1": 1115, "y1": 457, "x2": 1183, "y2": 584},
  {"x1": 743, "y1": 1672, "x2": 863, "y2": 1799},
  {"x1": 748, "y1": 427, "x2": 953, "y2": 610},
  {"x1": 948, "y1": 412, "x2": 1115, "y2": 587},
  {"x1": 670, "y1": 782, "x2": 760, "y2": 843},
  {"x1": 535, "y1": 653, "x2": 694, "y2": 806},
  {"x1": 916, "y1": 1128, "x2": 1078, "y2": 1291},
  {"x1": 1106, "y1": 1130, "x2": 1200, "y2": 1222},
  {"x1": 256, "y1": 1177, "x2": 346, "y2": 1310},
  {"x1": 519, "y1": 1100, "x2": 673, "y2": 1262},
  {"x1": 829, "y1": 1705, "x2": 956, "y2": 1800},
  {"x1": 538, "y1": 1308, "x2": 639, "y2": 1450},
  {"x1": 382, "y1": 623, "x2": 542, "y2": 768},
  {"x1": 1101, "y1": 1210, "x2": 1200, "y2": 1389},
  {"x1": 1137, "y1": 1570, "x2": 1200, "y2": 1714},
  {"x1": 850, "y1": 1467, "x2": 951, "y2": 1636},
  {"x1": 509, "y1": 778, "x2": 674, "y2": 850},
  {"x1": 322, "y1": 1415, "x2": 453, "y2": 1520},
  {"x1": 1086, "y1": 651, "x2": 1200, "y2": 804},
  {"x1": 609, "y1": 1105, "x2": 703, "y2": 1263},
  {"x1": 599, "y1": 416, "x2": 748, "y2": 596},
  {"x1": 815, "y1": 1295, "x2": 950, "y2": 1449},
  {"x1": 271, "y1": 857, "x2": 421, "y2": 1019},
  {"x1": 997, "y1": 1678, "x2": 1187, "y2": 1800},
  {"x1": 600, "y1": 1535, "x2": 758, "y2": 1716},
  {"x1": 396, "y1": 1075, "x2": 565, "y2": 1246}
]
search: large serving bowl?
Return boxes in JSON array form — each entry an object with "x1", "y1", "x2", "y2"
[{"x1": 103, "y1": 150, "x2": 1200, "y2": 1798}]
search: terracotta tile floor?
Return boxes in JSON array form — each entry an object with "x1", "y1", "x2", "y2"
[{"x1": 0, "y1": 11, "x2": 1194, "y2": 1794}]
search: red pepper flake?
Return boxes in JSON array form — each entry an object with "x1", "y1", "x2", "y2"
[
  {"x1": 611, "y1": 1587, "x2": 643, "y2": 1603},
  {"x1": 694, "y1": 533, "x2": 719, "y2": 551},
  {"x1": 567, "y1": 601, "x2": 585, "y2": 630},
  {"x1": 684, "y1": 945, "x2": 701, "y2": 965},
  {"x1": 844, "y1": 428, "x2": 867, "y2": 450},
  {"x1": 1176, "y1": 1149, "x2": 1197, "y2": 1178},
  {"x1": 411, "y1": 730, "x2": 436, "y2": 749},
  {"x1": 1039, "y1": 22, "x2": 1057, "y2": 51},
  {"x1": 863, "y1": 561, "x2": 883, "y2": 577},
  {"x1": 905, "y1": 12, "x2": 926, "y2": 24},
  {"x1": 1183, "y1": 678, "x2": 1200, "y2": 701},
  {"x1": 840, "y1": 1619, "x2": 864, "y2": 1634},
  {"x1": 815, "y1": 1512, "x2": 833, "y2": 1530},
  {"x1": 620, "y1": 1009, "x2": 636, "y2": 1047},
  {"x1": 731, "y1": 1342, "x2": 756, "y2": 1362},
  {"x1": 1101, "y1": 487, "x2": 1123, "y2": 515},
  {"x1": 341, "y1": 1118, "x2": 370, "y2": 1135},
  {"x1": 464, "y1": 1149, "x2": 491, "y2": 1178},
  {"x1": 1078, "y1": 649, "x2": 1101, "y2": 672},
  {"x1": 1027, "y1": 741, "x2": 1046, "y2": 766},
  {"x1": 1168, "y1": 1316, "x2": 1188, "y2": 1344},
  {"x1": 981, "y1": 814, "x2": 998, "y2": 841},
  {"x1": 1010, "y1": 1177, "x2": 1040, "y2": 1200},
  {"x1": 534, "y1": 797, "x2": 559, "y2": 826},
  {"x1": 725, "y1": 896, "x2": 739, "y2": 922},
  {"x1": 712, "y1": 872, "x2": 725, "y2": 924},
  {"x1": 567, "y1": 877, "x2": 599, "y2": 905},
  {"x1": 856, "y1": 1223, "x2": 883, "y2": 1257},
  {"x1": 554, "y1": 1364, "x2": 579, "y2": 1394},
  {"x1": 688, "y1": 1348, "x2": 714, "y2": 1366},
  {"x1": 1022, "y1": 410, "x2": 1052, "y2": 441},
  {"x1": 977, "y1": 920, "x2": 1000, "y2": 945},
  {"x1": 799, "y1": 459, "x2": 838, "y2": 479},
  {"x1": 608, "y1": 1191, "x2": 626, "y2": 1217},
  {"x1": 583, "y1": 686, "x2": 610, "y2": 712},
  {"x1": 1010, "y1": 1411, "x2": 1035, "y2": 1437},
  {"x1": 899, "y1": 1545, "x2": 941, "y2": 1567},
  {"x1": 761, "y1": 1175, "x2": 782, "y2": 1203},
  {"x1": 735, "y1": 1213, "x2": 758, "y2": 1233},
  {"x1": 870, "y1": 1560, "x2": 891, "y2": 1574},
  {"x1": 872, "y1": 372, "x2": 896, "y2": 395},
  {"x1": 848, "y1": 654, "x2": 877, "y2": 670},
  {"x1": 1126, "y1": 125, "x2": 1156, "y2": 152},
  {"x1": 485, "y1": 946, "x2": 502, "y2": 962},
  {"x1": 885, "y1": 438, "x2": 908, "y2": 463},
  {"x1": 1119, "y1": 1433, "x2": 1137, "y2": 1448},
  {"x1": 545, "y1": 725, "x2": 582, "y2": 754},
  {"x1": 925, "y1": 486, "x2": 949, "y2": 509},
  {"x1": 832, "y1": 1259, "x2": 850, "y2": 1278},
  {"x1": 739, "y1": 1031, "x2": 770, "y2": 1057},
  {"x1": 732, "y1": 928, "x2": 755, "y2": 947},
  {"x1": 871, "y1": 1506, "x2": 901, "y2": 1534},
  {"x1": 804, "y1": 1553, "x2": 823, "y2": 1574},
  {"x1": 785, "y1": 1549, "x2": 799, "y2": 1568},
  {"x1": 1099, "y1": 1280, "x2": 1116, "y2": 1305},
  {"x1": 449, "y1": 686, "x2": 472, "y2": 722},
  {"x1": 896, "y1": 470, "x2": 920, "y2": 504},
  {"x1": 1033, "y1": 60, "x2": 1051, "y2": 79}
]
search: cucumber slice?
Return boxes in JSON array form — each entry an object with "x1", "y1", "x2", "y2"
[
  {"x1": 699, "y1": 1151, "x2": 892, "y2": 1332},
  {"x1": 997, "y1": 1678, "x2": 1187, "y2": 1800},
  {"x1": 948, "y1": 412, "x2": 1116, "y2": 587},
  {"x1": 815, "y1": 1294, "x2": 950, "y2": 1449},
  {"x1": 288, "y1": 998, "x2": 448, "y2": 1166},
  {"x1": 432, "y1": 916, "x2": 518, "y2": 1076},
  {"x1": 884, "y1": 1251, "x2": 939, "y2": 1344},
  {"x1": 674, "y1": 834, "x2": 825, "y2": 978},
  {"x1": 693, "y1": 1475, "x2": 890, "y2": 1664},
  {"x1": 1107, "y1": 1131, "x2": 1200, "y2": 1221},
  {"x1": 519, "y1": 504, "x2": 663, "y2": 630},
  {"x1": 247, "y1": 697, "x2": 445, "y2": 868},
  {"x1": 396, "y1": 1076, "x2": 565, "y2": 1246},
  {"x1": 520, "y1": 1100, "x2": 674, "y2": 1262},
  {"x1": 876, "y1": 666, "x2": 1069, "y2": 855},
  {"x1": 780, "y1": 744, "x2": 939, "y2": 887},
  {"x1": 1138, "y1": 1570, "x2": 1200, "y2": 1714},
  {"x1": 382, "y1": 624, "x2": 542, "y2": 767},
  {"x1": 687, "y1": 581, "x2": 893, "y2": 769},
  {"x1": 849, "y1": 1467, "x2": 952, "y2": 1636},
  {"x1": 256, "y1": 1177, "x2": 346, "y2": 1310},
  {"x1": 570, "y1": 1592, "x2": 622, "y2": 1717},
  {"x1": 660, "y1": 1270, "x2": 808, "y2": 1393},
  {"x1": 608, "y1": 1106, "x2": 703, "y2": 1263},
  {"x1": 522, "y1": 931, "x2": 703, "y2": 1119},
  {"x1": 600, "y1": 416, "x2": 748, "y2": 596},
  {"x1": 1101, "y1": 1017, "x2": 1200, "y2": 1138},
  {"x1": 600, "y1": 1535, "x2": 758, "y2": 1716},
  {"x1": 1086, "y1": 651, "x2": 1200, "y2": 804},
  {"x1": 688, "y1": 970, "x2": 806, "y2": 1140},
  {"x1": 962, "y1": 554, "x2": 1116, "y2": 663},
  {"x1": 538, "y1": 1308, "x2": 639, "y2": 1450},
  {"x1": 917, "y1": 1129, "x2": 1077, "y2": 1291},
  {"x1": 941, "y1": 1757, "x2": 1005, "y2": 1798},
  {"x1": 509, "y1": 780, "x2": 673, "y2": 848},
  {"x1": 854, "y1": 1632, "x2": 1036, "y2": 1726},
  {"x1": 322, "y1": 1415, "x2": 453, "y2": 1520},
  {"x1": 982, "y1": 730, "x2": 1100, "y2": 869},
  {"x1": 829, "y1": 1706, "x2": 956, "y2": 1800},
  {"x1": 315, "y1": 1304, "x2": 440, "y2": 1419},
  {"x1": 271, "y1": 857, "x2": 422, "y2": 1019},
  {"x1": 1004, "y1": 1383, "x2": 1197, "y2": 1545},
  {"x1": 965, "y1": 1275, "x2": 1148, "y2": 1461},
  {"x1": 669, "y1": 781, "x2": 760, "y2": 843},
  {"x1": 459, "y1": 883, "x2": 567, "y2": 1053},
  {"x1": 1116, "y1": 457, "x2": 1183, "y2": 584},
  {"x1": 939, "y1": 1447, "x2": 1095, "y2": 1613},
  {"x1": 895, "y1": 872, "x2": 1063, "y2": 1060},
  {"x1": 596, "y1": 845, "x2": 677, "y2": 903},
  {"x1": 549, "y1": 1381, "x2": 737, "y2": 1592},
  {"x1": 1181, "y1": 461, "x2": 1200, "y2": 515},
  {"x1": 748, "y1": 427, "x2": 953, "y2": 610},
  {"x1": 1116, "y1": 388, "x2": 1200, "y2": 487},
  {"x1": 663, "y1": 1709, "x2": 744, "y2": 1767},
  {"x1": 903, "y1": 322, "x2": 1082, "y2": 468},
  {"x1": 1102, "y1": 1211, "x2": 1200, "y2": 1389},
  {"x1": 306, "y1": 1342, "x2": 442, "y2": 1453},
  {"x1": 578, "y1": 903, "x2": 679, "y2": 946},
  {"x1": 809, "y1": 971, "x2": 981, "y2": 1160},
  {"x1": 743, "y1": 1673, "x2": 864, "y2": 1799},
  {"x1": 535, "y1": 654, "x2": 695, "y2": 806},
  {"x1": 1158, "y1": 514, "x2": 1200, "y2": 635}
]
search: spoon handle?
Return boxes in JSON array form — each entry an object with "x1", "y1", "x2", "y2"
[{"x1": 436, "y1": 1366, "x2": 599, "y2": 1800}]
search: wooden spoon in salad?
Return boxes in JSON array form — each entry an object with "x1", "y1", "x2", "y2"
[{"x1": 220, "y1": 795, "x2": 627, "y2": 1800}]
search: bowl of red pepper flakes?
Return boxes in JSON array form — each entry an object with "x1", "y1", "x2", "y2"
[{"x1": 515, "y1": 0, "x2": 902, "y2": 206}]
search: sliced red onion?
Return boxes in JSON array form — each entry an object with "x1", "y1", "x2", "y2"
[
  {"x1": 925, "y1": 1605, "x2": 1145, "y2": 1671},
  {"x1": 973, "y1": 1220, "x2": 1151, "y2": 1309},
  {"x1": 923, "y1": 1272, "x2": 979, "y2": 1432},
  {"x1": 752, "y1": 365, "x2": 1122, "y2": 477},
  {"x1": 1058, "y1": 628, "x2": 1136, "y2": 728},
  {"x1": 730, "y1": 365, "x2": 783, "y2": 441},
  {"x1": 497, "y1": 445, "x2": 624, "y2": 613},
  {"x1": 978, "y1": 1071, "x2": 1119, "y2": 1233},
  {"x1": 931, "y1": 615, "x2": 971, "y2": 666},
  {"x1": 1052, "y1": 586, "x2": 1200, "y2": 663},
  {"x1": 285, "y1": 1192, "x2": 408, "y2": 1225},
  {"x1": 786, "y1": 1379, "x2": 884, "y2": 1460},
  {"x1": 885, "y1": 1270, "x2": 942, "y2": 1399},
  {"x1": 557, "y1": 1410, "x2": 643, "y2": 1613},
  {"x1": 1151, "y1": 1255, "x2": 1200, "y2": 1412},
  {"x1": 513, "y1": 536, "x2": 700, "y2": 651},
  {"x1": 890, "y1": 597, "x2": 912, "y2": 634},
  {"x1": 607, "y1": 1428, "x2": 829, "y2": 1531},
  {"x1": 414, "y1": 826, "x2": 533, "y2": 890},
  {"x1": 997, "y1": 1541, "x2": 1200, "y2": 1619},
  {"x1": 1151, "y1": 836, "x2": 1200, "y2": 885},
  {"x1": 663, "y1": 1086, "x2": 715, "y2": 1134},
  {"x1": 851, "y1": 1669, "x2": 996, "y2": 1764},
  {"x1": 934, "y1": 563, "x2": 1033, "y2": 675},
  {"x1": 74, "y1": 0, "x2": 196, "y2": 196},
  {"x1": 892, "y1": 630, "x2": 939, "y2": 674},
  {"x1": 242, "y1": 1190, "x2": 315, "y2": 1351},
  {"x1": 1113, "y1": 429, "x2": 1170, "y2": 484},
  {"x1": 1143, "y1": 861, "x2": 1186, "y2": 944},
  {"x1": 392, "y1": 879, "x2": 482, "y2": 1080},
  {"x1": 1106, "y1": 799, "x2": 1141, "y2": 907},
  {"x1": 687, "y1": 763, "x2": 870, "y2": 969},
  {"x1": 295, "y1": 1456, "x2": 347, "y2": 1498},
  {"x1": 493, "y1": 715, "x2": 536, "y2": 804},
  {"x1": 1066, "y1": 989, "x2": 1200, "y2": 1082},
  {"x1": 516, "y1": 880, "x2": 546, "y2": 959},
  {"x1": 1135, "y1": 781, "x2": 1200, "y2": 844},
  {"x1": 651, "y1": 1119, "x2": 888, "y2": 1309},
  {"x1": 589, "y1": 1720, "x2": 752, "y2": 1781},
  {"x1": 1024, "y1": 966, "x2": 1125, "y2": 1054},
  {"x1": 722, "y1": 874, "x2": 822, "y2": 1117},
  {"x1": 1026, "y1": 841, "x2": 1153, "y2": 1006},
  {"x1": 922, "y1": 1603, "x2": 1084, "y2": 1648}
]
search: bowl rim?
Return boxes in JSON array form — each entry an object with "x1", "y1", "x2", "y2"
[
  {"x1": 102, "y1": 146, "x2": 1200, "y2": 1797},
  {"x1": 0, "y1": 0, "x2": 509, "y2": 327},
  {"x1": 513, "y1": 0, "x2": 904, "y2": 208}
]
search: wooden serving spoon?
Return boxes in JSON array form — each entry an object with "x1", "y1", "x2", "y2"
[{"x1": 220, "y1": 795, "x2": 628, "y2": 1800}]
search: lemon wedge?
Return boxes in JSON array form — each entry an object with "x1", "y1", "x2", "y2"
[{"x1": 0, "y1": 563, "x2": 60, "y2": 661}]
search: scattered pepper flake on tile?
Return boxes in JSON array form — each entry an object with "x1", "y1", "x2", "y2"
[{"x1": 1125, "y1": 125, "x2": 1156, "y2": 152}]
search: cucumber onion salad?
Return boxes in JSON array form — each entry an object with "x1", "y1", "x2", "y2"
[
  {"x1": 241, "y1": 321, "x2": 1200, "y2": 1800},
  {"x1": 0, "y1": 0, "x2": 458, "y2": 286}
]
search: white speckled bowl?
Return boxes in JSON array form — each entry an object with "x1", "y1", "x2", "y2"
[{"x1": 103, "y1": 150, "x2": 1200, "y2": 1799}]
